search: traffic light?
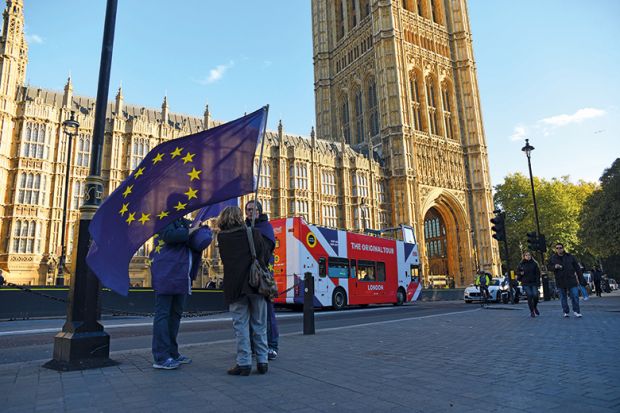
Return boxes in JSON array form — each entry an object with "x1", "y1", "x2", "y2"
[
  {"x1": 490, "y1": 212, "x2": 506, "y2": 242},
  {"x1": 537, "y1": 234, "x2": 547, "y2": 253},
  {"x1": 526, "y1": 231, "x2": 538, "y2": 251}
]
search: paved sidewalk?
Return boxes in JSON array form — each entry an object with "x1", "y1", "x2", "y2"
[{"x1": 2, "y1": 293, "x2": 620, "y2": 413}]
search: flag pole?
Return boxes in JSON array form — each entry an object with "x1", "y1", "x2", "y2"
[{"x1": 250, "y1": 105, "x2": 269, "y2": 229}]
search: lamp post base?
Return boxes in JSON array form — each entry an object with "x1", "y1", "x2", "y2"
[{"x1": 43, "y1": 331, "x2": 117, "y2": 371}]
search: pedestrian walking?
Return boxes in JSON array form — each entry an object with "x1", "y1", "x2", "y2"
[
  {"x1": 548, "y1": 243, "x2": 583, "y2": 318},
  {"x1": 217, "y1": 206, "x2": 270, "y2": 376},
  {"x1": 592, "y1": 266, "x2": 603, "y2": 297},
  {"x1": 517, "y1": 251, "x2": 541, "y2": 317},
  {"x1": 577, "y1": 266, "x2": 589, "y2": 301},
  {"x1": 150, "y1": 217, "x2": 212, "y2": 370},
  {"x1": 245, "y1": 200, "x2": 279, "y2": 360}
]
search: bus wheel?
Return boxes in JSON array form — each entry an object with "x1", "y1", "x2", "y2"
[
  {"x1": 395, "y1": 288, "x2": 405, "y2": 306},
  {"x1": 332, "y1": 288, "x2": 347, "y2": 310}
]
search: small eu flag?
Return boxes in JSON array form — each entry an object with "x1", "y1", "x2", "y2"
[{"x1": 87, "y1": 106, "x2": 268, "y2": 295}]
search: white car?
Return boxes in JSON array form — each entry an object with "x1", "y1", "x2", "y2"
[
  {"x1": 609, "y1": 279, "x2": 618, "y2": 291},
  {"x1": 464, "y1": 278, "x2": 509, "y2": 303}
]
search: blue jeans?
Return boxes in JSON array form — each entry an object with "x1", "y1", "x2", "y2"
[
  {"x1": 230, "y1": 294, "x2": 268, "y2": 366},
  {"x1": 523, "y1": 284, "x2": 539, "y2": 312},
  {"x1": 578, "y1": 285, "x2": 589, "y2": 299},
  {"x1": 267, "y1": 300, "x2": 279, "y2": 351},
  {"x1": 559, "y1": 287, "x2": 580, "y2": 314},
  {"x1": 152, "y1": 294, "x2": 186, "y2": 363}
]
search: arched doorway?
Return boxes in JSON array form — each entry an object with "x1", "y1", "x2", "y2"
[{"x1": 423, "y1": 207, "x2": 451, "y2": 288}]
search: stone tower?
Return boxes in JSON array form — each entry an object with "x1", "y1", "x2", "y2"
[{"x1": 312, "y1": 0, "x2": 500, "y2": 283}]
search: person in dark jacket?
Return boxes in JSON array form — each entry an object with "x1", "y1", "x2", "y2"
[
  {"x1": 217, "y1": 206, "x2": 269, "y2": 376},
  {"x1": 150, "y1": 217, "x2": 212, "y2": 369},
  {"x1": 592, "y1": 266, "x2": 603, "y2": 297},
  {"x1": 517, "y1": 251, "x2": 541, "y2": 317},
  {"x1": 245, "y1": 200, "x2": 279, "y2": 360},
  {"x1": 547, "y1": 242, "x2": 583, "y2": 318}
]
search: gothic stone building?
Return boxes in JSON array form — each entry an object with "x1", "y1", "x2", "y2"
[{"x1": 0, "y1": 0, "x2": 499, "y2": 287}]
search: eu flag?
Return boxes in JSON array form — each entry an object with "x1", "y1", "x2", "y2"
[{"x1": 87, "y1": 106, "x2": 268, "y2": 295}]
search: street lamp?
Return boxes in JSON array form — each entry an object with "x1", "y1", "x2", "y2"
[
  {"x1": 57, "y1": 111, "x2": 79, "y2": 286},
  {"x1": 521, "y1": 138, "x2": 549, "y2": 300}
]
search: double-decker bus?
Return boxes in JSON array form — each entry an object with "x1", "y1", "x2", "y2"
[{"x1": 271, "y1": 217, "x2": 422, "y2": 310}]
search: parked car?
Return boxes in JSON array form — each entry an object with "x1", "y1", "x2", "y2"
[
  {"x1": 609, "y1": 279, "x2": 618, "y2": 291},
  {"x1": 464, "y1": 278, "x2": 509, "y2": 303}
]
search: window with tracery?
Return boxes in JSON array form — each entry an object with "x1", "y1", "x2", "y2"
[
  {"x1": 12, "y1": 220, "x2": 38, "y2": 254},
  {"x1": 17, "y1": 172, "x2": 46, "y2": 205},
  {"x1": 21, "y1": 122, "x2": 47, "y2": 159}
]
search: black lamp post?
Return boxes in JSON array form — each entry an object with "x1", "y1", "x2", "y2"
[
  {"x1": 44, "y1": 0, "x2": 118, "y2": 371},
  {"x1": 56, "y1": 111, "x2": 79, "y2": 286},
  {"x1": 521, "y1": 138, "x2": 550, "y2": 300}
]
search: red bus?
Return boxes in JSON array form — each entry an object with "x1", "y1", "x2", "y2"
[{"x1": 271, "y1": 217, "x2": 422, "y2": 310}]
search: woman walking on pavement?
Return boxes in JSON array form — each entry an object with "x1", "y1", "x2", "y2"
[{"x1": 517, "y1": 251, "x2": 541, "y2": 318}]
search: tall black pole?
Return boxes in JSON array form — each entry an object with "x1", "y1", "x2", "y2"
[
  {"x1": 45, "y1": 0, "x2": 118, "y2": 371},
  {"x1": 56, "y1": 119, "x2": 76, "y2": 287},
  {"x1": 522, "y1": 139, "x2": 549, "y2": 300}
]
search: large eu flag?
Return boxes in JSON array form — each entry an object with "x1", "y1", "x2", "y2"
[{"x1": 87, "y1": 106, "x2": 268, "y2": 295}]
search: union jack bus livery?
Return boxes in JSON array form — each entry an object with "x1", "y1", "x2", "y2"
[{"x1": 271, "y1": 217, "x2": 422, "y2": 310}]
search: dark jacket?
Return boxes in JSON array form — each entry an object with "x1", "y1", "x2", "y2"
[
  {"x1": 218, "y1": 226, "x2": 266, "y2": 305},
  {"x1": 246, "y1": 214, "x2": 275, "y2": 269},
  {"x1": 517, "y1": 259, "x2": 541, "y2": 286},
  {"x1": 150, "y1": 218, "x2": 212, "y2": 295},
  {"x1": 592, "y1": 269, "x2": 603, "y2": 282},
  {"x1": 548, "y1": 252, "x2": 582, "y2": 289}
]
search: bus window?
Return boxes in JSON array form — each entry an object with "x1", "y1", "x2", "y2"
[
  {"x1": 349, "y1": 259, "x2": 356, "y2": 279},
  {"x1": 410, "y1": 265, "x2": 420, "y2": 283},
  {"x1": 376, "y1": 262, "x2": 386, "y2": 282},
  {"x1": 319, "y1": 257, "x2": 326, "y2": 278},
  {"x1": 358, "y1": 260, "x2": 376, "y2": 281},
  {"x1": 327, "y1": 257, "x2": 349, "y2": 278}
]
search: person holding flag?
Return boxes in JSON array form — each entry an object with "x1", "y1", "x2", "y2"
[{"x1": 150, "y1": 216, "x2": 212, "y2": 370}]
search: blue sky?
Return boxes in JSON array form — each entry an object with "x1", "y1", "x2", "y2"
[{"x1": 22, "y1": 0, "x2": 619, "y2": 185}]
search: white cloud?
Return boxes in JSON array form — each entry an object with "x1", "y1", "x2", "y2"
[
  {"x1": 26, "y1": 34, "x2": 43, "y2": 44},
  {"x1": 509, "y1": 125, "x2": 527, "y2": 141},
  {"x1": 196, "y1": 61, "x2": 235, "y2": 85},
  {"x1": 539, "y1": 107, "x2": 606, "y2": 127}
]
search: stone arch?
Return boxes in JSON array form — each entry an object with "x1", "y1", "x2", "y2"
[{"x1": 419, "y1": 188, "x2": 473, "y2": 287}]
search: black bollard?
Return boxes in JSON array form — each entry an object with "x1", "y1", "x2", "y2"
[
  {"x1": 303, "y1": 272, "x2": 315, "y2": 335},
  {"x1": 542, "y1": 273, "x2": 551, "y2": 301}
]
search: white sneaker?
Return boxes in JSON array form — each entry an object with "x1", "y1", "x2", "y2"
[
  {"x1": 583, "y1": 297, "x2": 589, "y2": 301},
  {"x1": 574, "y1": 312, "x2": 582, "y2": 318},
  {"x1": 563, "y1": 313, "x2": 570, "y2": 318}
]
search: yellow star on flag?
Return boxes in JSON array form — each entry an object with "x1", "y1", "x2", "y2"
[
  {"x1": 158, "y1": 239, "x2": 165, "y2": 246},
  {"x1": 182, "y1": 152, "x2": 195, "y2": 164},
  {"x1": 119, "y1": 203, "x2": 129, "y2": 216},
  {"x1": 133, "y1": 167, "x2": 145, "y2": 179},
  {"x1": 170, "y1": 147, "x2": 183, "y2": 159},
  {"x1": 123, "y1": 185, "x2": 133, "y2": 198},
  {"x1": 187, "y1": 167, "x2": 202, "y2": 181},
  {"x1": 184, "y1": 187, "x2": 198, "y2": 200},
  {"x1": 152, "y1": 153, "x2": 164, "y2": 164},
  {"x1": 174, "y1": 201, "x2": 187, "y2": 211},
  {"x1": 138, "y1": 213, "x2": 151, "y2": 225},
  {"x1": 155, "y1": 245, "x2": 162, "y2": 253},
  {"x1": 126, "y1": 212, "x2": 136, "y2": 225},
  {"x1": 157, "y1": 211, "x2": 169, "y2": 220}
]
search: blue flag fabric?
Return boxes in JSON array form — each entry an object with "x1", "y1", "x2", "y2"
[
  {"x1": 191, "y1": 197, "x2": 239, "y2": 227},
  {"x1": 87, "y1": 107, "x2": 268, "y2": 295}
]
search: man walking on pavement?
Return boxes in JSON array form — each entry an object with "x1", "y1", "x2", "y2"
[
  {"x1": 592, "y1": 266, "x2": 603, "y2": 297},
  {"x1": 548, "y1": 242, "x2": 583, "y2": 318}
]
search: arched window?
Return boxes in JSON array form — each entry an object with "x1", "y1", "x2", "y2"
[
  {"x1": 410, "y1": 73, "x2": 424, "y2": 131},
  {"x1": 417, "y1": 0, "x2": 425, "y2": 17},
  {"x1": 340, "y1": 95, "x2": 351, "y2": 144},
  {"x1": 367, "y1": 79, "x2": 380, "y2": 137},
  {"x1": 131, "y1": 138, "x2": 150, "y2": 170},
  {"x1": 17, "y1": 172, "x2": 45, "y2": 205},
  {"x1": 426, "y1": 77, "x2": 439, "y2": 135},
  {"x1": 13, "y1": 220, "x2": 37, "y2": 253},
  {"x1": 21, "y1": 123, "x2": 47, "y2": 159},
  {"x1": 442, "y1": 84, "x2": 455, "y2": 140},
  {"x1": 76, "y1": 134, "x2": 91, "y2": 167},
  {"x1": 354, "y1": 89, "x2": 364, "y2": 144},
  {"x1": 337, "y1": 0, "x2": 346, "y2": 40}
]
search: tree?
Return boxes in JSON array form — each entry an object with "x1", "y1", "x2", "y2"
[
  {"x1": 579, "y1": 158, "x2": 620, "y2": 268},
  {"x1": 494, "y1": 173, "x2": 596, "y2": 270}
]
